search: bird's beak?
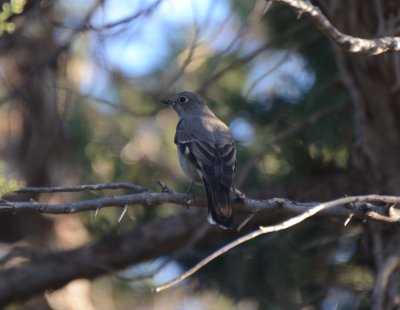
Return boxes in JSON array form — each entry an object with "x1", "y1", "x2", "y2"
[{"x1": 161, "y1": 98, "x2": 174, "y2": 105}]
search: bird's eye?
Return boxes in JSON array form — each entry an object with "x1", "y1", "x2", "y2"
[{"x1": 178, "y1": 96, "x2": 188, "y2": 104}]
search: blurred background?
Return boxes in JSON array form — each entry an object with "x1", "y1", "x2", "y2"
[{"x1": 0, "y1": 0, "x2": 399, "y2": 309}]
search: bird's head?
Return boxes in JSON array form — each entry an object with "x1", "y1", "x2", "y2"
[{"x1": 161, "y1": 91, "x2": 208, "y2": 117}]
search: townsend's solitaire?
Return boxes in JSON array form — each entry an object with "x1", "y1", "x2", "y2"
[{"x1": 162, "y1": 92, "x2": 236, "y2": 229}]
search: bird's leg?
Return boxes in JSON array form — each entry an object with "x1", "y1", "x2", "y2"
[
  {"x1": 232, "y1": 188, "x2": 246, "y2": 201},
  {"x1": 186, "y1": 181, "x2": 194, "y2": 195},
  {"x1": 185, "y1": 182, "x2": 195, "y2": 210}
]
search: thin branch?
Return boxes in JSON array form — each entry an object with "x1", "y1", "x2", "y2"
[
  {"x1": 268, "y1": 0, "x2": 400, "y2": 55},
  {"x1": 15, "y1": 182, "x2": 146, "y2": 194},
  {"x1": 155, "y1": 195, "x2": 400, "y2": 292},
  {"x1": 197, "y1": 21, "x2": 309, "y2": 93},
  {"x1": 87, "y1": 0, "x2": 163, "y2": 32}
]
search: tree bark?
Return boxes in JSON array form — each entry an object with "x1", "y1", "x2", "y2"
[{"x1": 320, "y1": 1, "x2": 400, "y2": 308}]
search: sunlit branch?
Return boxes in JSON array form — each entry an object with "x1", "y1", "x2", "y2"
[
  {"x1": 268, "y1": 0, "x2": 400, "y2": 55},
  {"x1": 155, "y1": 195, "x2": 400, "y2": 292}
]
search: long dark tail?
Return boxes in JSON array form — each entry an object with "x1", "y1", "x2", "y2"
[{"x1": 203, "y1": 180, "x2": 233, "y2": 229}]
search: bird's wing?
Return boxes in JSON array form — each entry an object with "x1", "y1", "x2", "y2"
[{"x1": 174, "y1": 119, "x2": 236, "y2": 189}]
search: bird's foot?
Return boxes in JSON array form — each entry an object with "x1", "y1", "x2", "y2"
[
  {"x1": 185, "y1": 182, "x2": 195, "y2": 210},
  {"x1": 232, "y1": 188, "x2": 246, "y2": 201}
]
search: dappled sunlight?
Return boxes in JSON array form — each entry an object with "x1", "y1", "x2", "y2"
[{"x1": 0, "y1": 0, "x2": 392, "y2": 308}]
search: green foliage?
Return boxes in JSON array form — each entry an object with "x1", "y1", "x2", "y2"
[
  {"x1": 0, "y1": 0, "x2": 370, "y2": 307},
  {"x1": 0, "y1": 0, "x2": 26, "y2": 35},
  {"x1": 0, "y1": 162, "x2": 21, "y2": 196}
]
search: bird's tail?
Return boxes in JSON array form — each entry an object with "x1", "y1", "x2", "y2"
[{"x1": 203, "y1": 180, "x2": 233, "y2": 229}]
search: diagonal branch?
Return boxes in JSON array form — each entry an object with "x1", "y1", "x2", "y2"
[
  {"x1": 0, "y1": 210, "x2": 204, "y2": 307},
  {"x1": 0, "y1": 192, "x2": 399, "y2": 306},
  {"x1": 155, "y1": 195, "x2": 400, "y2": 291},
  {"x1": 268, "y1": 0, "x2": 400, "y2": 55}
]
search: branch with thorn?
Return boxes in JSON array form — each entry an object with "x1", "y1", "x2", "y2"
[
  {"x1": 1, "y1": 183, "x2": 400, "y2": 224},
  {"x1": 0, "y1": 182, "x2": 399, "y2": 305},
  {"x1": 155, "y1": 195, "x2": 400, "y2": 292}
]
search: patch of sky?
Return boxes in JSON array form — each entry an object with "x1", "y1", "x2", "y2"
[
  {"x1": 120, "y1": 257, "x2": 183, "y2": 288},
  {"x1": 243, "y1": 50, "x2": 316, "y2": 103},
  {"x1": 230, "y1": 117, "x2": 254, "y2": 145},
  {"x1": 89, "y1": 0, "x2": 233, "y2": 77}
]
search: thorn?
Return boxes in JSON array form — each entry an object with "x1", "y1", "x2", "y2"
[
  {"x1": 263, "y1": 1, "x2": 272, "y2": 15},
  {"x1": 118, "y1": 205, "x2": 128, "y2": 223},
  {"x1": 344, "y1": 213, "x2": 353, "y2": 226},
  {"x1": 237, "y1": 213, "x2": 256, "y2": 232},
  {"x1": 157, "y1": 180, "x2": 171, "y2": 193},
  {"x1": 93, "y1": 207, "x2": 100, "y2": 219},
  {"x1": 296, "y1": 11, "x2": 303, "y2": 19}
]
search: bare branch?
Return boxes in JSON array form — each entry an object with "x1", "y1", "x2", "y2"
[
  {"x1": 0, "y1": 190, "x2": 399, "y2": 305},
  {"x1": 87, "y1": 0, "x2": 163, "y2": 32},
  {"x1": 15, "y1": 182, "x2": 147, "y2": 194},
  {"x1": 1, "y1": 184, "x2": 400, "y2": 224},
  {"x1": 269, "y1": 0, "x2": 400, "y2": 55},
  {"x1": 198, "y1": 22, "x2": 309, "y2": 93},
  {"x1": 155, "y1": 195, "x2": 400, "y2": 291},
  {"x1": 0, "y1": 210, "x2": 204, "y2": 307}
]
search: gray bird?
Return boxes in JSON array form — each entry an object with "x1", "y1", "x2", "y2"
[{"x1": 162, "y1": 91, "x2": 236, "y2": 229}]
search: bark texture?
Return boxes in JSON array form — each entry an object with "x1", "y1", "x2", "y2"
[{"x1": 320, "y1": 1, "x2": 400, "y2": 308}]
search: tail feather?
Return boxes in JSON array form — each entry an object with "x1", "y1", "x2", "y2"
[{"x1": 203, "y1": 180, "x2": 233, "y2": 229}]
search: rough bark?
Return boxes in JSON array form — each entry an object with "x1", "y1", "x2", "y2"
[{"x1": 320, "y1": 1, "x2": 400, "y2": 308}]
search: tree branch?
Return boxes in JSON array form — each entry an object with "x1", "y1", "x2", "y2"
[
  {"x1": 0, "y1": 210, "x2": 204, "y2": 307},
  {"x1": 0, "y1": 188, "x2": 400, "y2": 305},
  {"x1": 155, "y1": 195, "x2": 400, "y2": 291},
  {"x1": 15, "y1": 182, "x2": 147, "y2": 194},
  {"x1": 268, "y1": 0, "x2": 400, "y2": 55},
  {"x1": 1, "y1": 184, "x2": 400, "y2": 223}
]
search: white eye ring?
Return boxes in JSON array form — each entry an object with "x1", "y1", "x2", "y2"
[{"x1": 178, "y1": 96, "x2": 188, "y2": 104}]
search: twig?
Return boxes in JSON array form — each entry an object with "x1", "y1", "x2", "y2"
[
  {"x1": 87, "y1": 0, "x2": 163, "y2": 32},
  {"x1": 155, "y1": 195, "x2": 395, "y2": 292},
  {"x1": 197, "y1": 22, "x2": 309, "y2": 93},
  {"x1": 268, "y1": 0, "x2": 400, "y2": 55}
]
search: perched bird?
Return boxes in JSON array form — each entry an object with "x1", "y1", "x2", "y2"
[{"x1": 162, "y1": 91, "x2": 236, "y2": 229}]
